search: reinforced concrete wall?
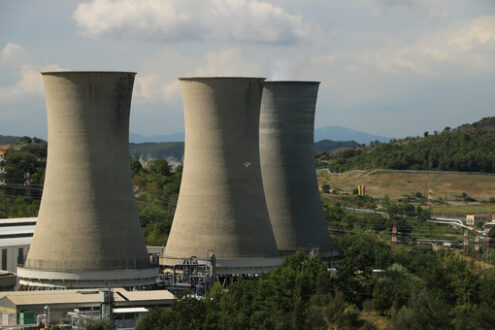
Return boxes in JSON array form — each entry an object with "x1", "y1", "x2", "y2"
[
  {"x1": 259, "y1": 81, "x2": 337, "y2": 257},
  {"x1": 17, "y1": 71, "x2": 157, "y2": 289},
  {"x1": 163, "y1": 78, "x2": 282, "y2": 273}
]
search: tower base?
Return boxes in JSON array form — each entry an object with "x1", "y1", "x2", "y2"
[
  {"x1": 16, "y1": 267, "x2": 158, "y2": 290},
  {"x1": 160, "y1": 256, "x2": 284, "y2": 275}
]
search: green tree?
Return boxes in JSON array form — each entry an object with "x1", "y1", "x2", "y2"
[{"x1": 148, "y1": 159, "x2": 172, "y2": 176}]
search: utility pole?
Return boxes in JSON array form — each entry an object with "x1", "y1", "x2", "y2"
[
  {"x1": 475, "y1": 233, "x2": 480, "y2": 257},
  {"x1": 392, "y1": 221, "x2": 398, "y2": 256},
  {"x1": 483, "y1": 228, "x2": 490, "y2": 263},
  {"x1": 24, "y1": 171, "x2": 32, "y2": 195},
  {"x1": 464, "y1": 230, "x2": 469, "y2": 255},
  {"x1": 0, "y1": 152, "x2": 6, "y2": 217},
  {"x1": 134, "y1": 185, "x2": 140, "y2": 201},
  {"x1": 427, "y1": 187, "x2": 434, "y2": 217}
]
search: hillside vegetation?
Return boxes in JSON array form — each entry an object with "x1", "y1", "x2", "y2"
[
  {"x1": 318, "y1": 117, "x2": 495, "y2": 173},
  {"x1": 314, "y1": 139, "x2": 360, "y2": 153}
]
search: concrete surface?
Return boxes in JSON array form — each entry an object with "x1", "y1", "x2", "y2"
[
  {"x1": 163, "y1": 78, "x2": 281, "y2": 272},
  {"x1": 259, "y1": 81, "x2": 337, "y2": 256},
  {"x1": 18, "y1": 72, "x2": 157, "y2": 289}
]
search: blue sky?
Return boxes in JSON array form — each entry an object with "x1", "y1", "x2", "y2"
[{"x1": 1, "y1": 0, "x2": 494, "y2": 139}]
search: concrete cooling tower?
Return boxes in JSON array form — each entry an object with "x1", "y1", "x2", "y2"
[
  {"x1": 259, "y1": 81, "x2": 338, "y2": 262},
  {"x1": 17, "y1": 71, "x2": 157, "y2": 289},
  {"x1": 162, "y1": 77, "x2": 283, "y2": 274}
]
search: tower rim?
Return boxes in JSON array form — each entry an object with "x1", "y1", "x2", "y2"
[{"x1": 41, "y1": 71, "x2": 137, "y2": 75}]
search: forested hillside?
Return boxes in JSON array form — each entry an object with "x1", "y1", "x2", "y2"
[
  {"x1": 0, "y1": 134, "x2": 21, "y2": 145},
  {"x1": 317, "y1": 117, "x2": 495, "y2": 173},
  {"x1": 314, "y1": 139, "x2": 360, "y2": 153}
]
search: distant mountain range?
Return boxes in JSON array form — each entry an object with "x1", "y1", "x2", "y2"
[
  {"x1": 313, "y1": 126, "x2": 391, "y2": 145},
  {"x1": 0, "y1": 134, "x2": 23, "y2": 145},
  {"x1": 130, "y1": 139, "x2": 360, "y2": 161},
  {"x1": 129, "y1": 132, "x2": 185, "y2": 143},
  {"x1": 130, "y1": 125, "x2": 392, "y2": 145}
]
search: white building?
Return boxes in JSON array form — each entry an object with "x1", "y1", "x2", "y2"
[{"x1": 0, "y1": 218, "x2": 35, "y2": 274}]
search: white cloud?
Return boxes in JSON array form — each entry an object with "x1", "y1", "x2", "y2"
[
  {"x1": 192, "y1": 48, "x2": 260, "y2": 76},
  {"x1": 365, "y1": 0, "x2": 449, "y2": 18},
  {"x1": 73, "y1": 0, "x2": 314, "y2": 43},
  {"x1": 134, "y1": 47, "x2": 261, "y2": 102},
  {"x1": 317, "y1": 15, "x2": 495, "y2": 77},
  {"x1": 389, "y1": 16, "x2": 495, "y2": 75},
  {"x1": 0, "y1": 43, "x2": 32, "y2": 65},
  {"x1": 0, "y1": 43, "x2": 64, "y2": 103}
]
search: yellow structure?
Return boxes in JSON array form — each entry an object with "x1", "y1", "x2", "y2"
[
  {"x1": 358, "y1": 185, "x2": 366, "y2": 196},
  {"x1": 466, "y1": 214, "x2": 491, "y2": 226}
]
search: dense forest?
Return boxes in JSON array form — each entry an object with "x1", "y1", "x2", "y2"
[
  {"x1": 131, "y1": 158, "x2": 181, "y2": 245},
  {"x1": 137, "y1": 228, "x2": 495, "y2": 329},
  {"x1": 317, "y1": 117, "x2": 495, "y2": 173}
]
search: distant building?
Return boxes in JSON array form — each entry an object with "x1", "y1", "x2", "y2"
[
  {"x1": 466, "y1": 214, "x2": 491, "y2": 226},
  {"x1": 0, "y1": 146, "x2": 10, "y2": 155},
  {"x1": 0, "y1": 218, "x2": 35, "y2": 274}
]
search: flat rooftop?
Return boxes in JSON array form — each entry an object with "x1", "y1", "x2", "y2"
[{"x1": 0, "y1": 288, "x2": 175, "y2": 309}]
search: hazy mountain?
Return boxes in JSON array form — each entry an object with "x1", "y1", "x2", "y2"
[
  {"x1": 0, "y1": 135, "x2": 21, "y2": 145},
  {"x1": 314, "y1": 126, "x2": 391, "y2": 145},
  {"x1": 129, "y1": 142, "x2": 184, "y2": 162},
  {"x1": 130, "y1": 132, "x2": 185, "y2": 143},
  {"x1": 130, "y1": 139, "x2": 359, "y2": 161},
  {"x1": 131, "y1": 126, "x2": 392, "y2": 145}
]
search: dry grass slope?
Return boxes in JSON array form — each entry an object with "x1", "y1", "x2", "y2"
[{"x1": 317, "y1": 171, "x2": 495, "y2": 200}]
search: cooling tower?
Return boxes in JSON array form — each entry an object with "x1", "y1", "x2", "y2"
[
  {"x1": 259, "y1": 81, "x2": 338, "y2": 261},
  {"x1": 162, "y1": 77, "x2": 283, "y2": 274},
  {"x1": 17, "y1": 71, "x2": 157, "y2": 289}
]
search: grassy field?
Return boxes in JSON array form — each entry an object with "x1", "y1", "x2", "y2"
[
  {"x1": 317, "y1": 170, "x2": 495, "y2": 217},
  {"x1": 317, "y1": 171, "x2": 495, "y2": 200},
  {"x1": 432, "y1": 204, "x2": 495, "y2": 217}
]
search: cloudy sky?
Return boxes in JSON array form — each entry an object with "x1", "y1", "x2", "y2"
[{"x1": 1, "y1": 0, "x2": 494, "y2": 139}]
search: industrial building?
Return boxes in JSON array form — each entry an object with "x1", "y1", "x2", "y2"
[
  {"x1": 162, "y1": 77, "x2": 283, "y2": 275},
  {"x1": 17, "y1": 72, "x2": 157, "y2": 290},
  {"x1": 0, "y1": 217, "x2": 35, "y2": 274},
  {"x1": 259, "y1": 81, "x2": 338, "y2": 263},
  {"x1": 465, "y1": 214, "x2": 493, "y2": 226},
  {"x1": 0, "y1": 288, "x2": 174, "y2": 327}
]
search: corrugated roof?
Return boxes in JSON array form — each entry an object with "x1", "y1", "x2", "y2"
[
  {"x1": 0, "y1": 288, "x2": 175, "y2": 306},
  {"x1": 1, "y1": 228, "x2": 35, "y2": 235},
  {"x1": 0, "y1": 237, "x2": 32, "y2": 248},
  {"x1": 0, "y1": 218, "x2": 37, "y2": 225}
]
